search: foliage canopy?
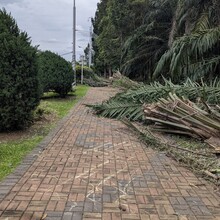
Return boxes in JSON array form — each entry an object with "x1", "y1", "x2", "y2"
[
  {"x1": 38, "y1": 51, "x2": 74, "y2": 98},
  {"x1": 93, "y1": 0, "x2": 220, "y2": 82},
  {"x1": 0, "y1": 9, "x2": 40, "y2": 131}
]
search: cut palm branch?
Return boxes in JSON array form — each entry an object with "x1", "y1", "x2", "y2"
[
  {"x1": 120, "y1": 78, "x2": 220, "y2": 104},
  {"x1": 89, "y1": 78, "x2": 220, "y2": 122},
  {"x1": 144, "y1": 93, "x2": 220, "y2": 153},
  {"x1": 88, "y1": 101, "x2": 143, "y2": 121},
  {"x1": 111, "y1": 71, "x2": 140, "y2": 90}
]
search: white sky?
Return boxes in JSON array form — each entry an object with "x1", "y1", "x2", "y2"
[{"x1": 0, "y1": 0, "x2": 99, "y2": 61}]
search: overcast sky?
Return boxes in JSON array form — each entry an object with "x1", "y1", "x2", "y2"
[{"x1": 0, "y1": 0, "x2": 99, "y2": 61}]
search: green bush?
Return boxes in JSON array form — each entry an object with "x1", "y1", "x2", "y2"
[
  {"x1": 75, "y1": 65, "x2": 108, "y2": 87},
  {"x1": 75, "y1": 65, "x2": 94, "y2": 82},
  {"x1": 38, "y1": 51, "x2": 74, "y2": 98},
  {"x1": 0, "y1": 9, "x2": 40, "y2": 131}
]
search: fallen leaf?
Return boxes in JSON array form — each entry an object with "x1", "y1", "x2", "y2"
[
  {"x1": 41, "y1": 214, "x2": 47, "y2": 220},
  {"x1": 119, "y1": 204, "x2": 127, "y2": 212}
]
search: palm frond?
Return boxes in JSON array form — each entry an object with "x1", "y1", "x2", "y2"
[
  {"x1": 118, "y1": 78, "x2": 220, "y2": 104},
  {"x1": 193, "y1": 13, "x2": 210, "y2": 32},
  {"x1": 153, "y1": 26, "x2": 220, "y2": 79},
  {"x1": 182, "y1": 56, "x2": 220, "y2": 80},
  {"x1": 88, "y1": 101, "x2": 143, "y2": 121},
  {"x1": 89, "y1": 78, "x2": 220, "y2": 122}
]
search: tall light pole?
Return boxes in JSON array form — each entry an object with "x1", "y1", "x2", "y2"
[
  {"x1": 80, "y1": 55, "x2": 84, "y2": 84},
  {"x1": 88, "y1": 18, "x2": 92, "y2": 68},
  {"x1": 72, "y1": 0, "x2": 76, "y2": 85}
]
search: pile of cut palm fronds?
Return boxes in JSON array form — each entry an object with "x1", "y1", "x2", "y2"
[
  {"x1": 90, "y1": 101, "x2": 144, "y2": 121},
  {"x1": 120, "y1": 78, "x2": 220, "y2": 104},
  {"x1": 83, "y1": 73, "x2": 109, "y2": 87},
  {"x1": 90, "y1": 78, "x2": 220, "y2": 121},
  {"x1": 111, "y1": 71, "x2": 140, "y2": 90},
  {"x1": 144, "y1": 93, "x2": 220, "y2": 153}
]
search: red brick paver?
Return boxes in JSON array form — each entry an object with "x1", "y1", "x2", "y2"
[{"x1": 0, "y1": 87, "x2": 220, "y2": 220}]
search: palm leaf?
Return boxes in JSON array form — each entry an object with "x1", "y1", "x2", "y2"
[
  {"x1": 88, "y1": 101, "x2": 143, "y2": 121},
  {"x1": 153, "y1": 26, "x2": 220, "y2": 79}
]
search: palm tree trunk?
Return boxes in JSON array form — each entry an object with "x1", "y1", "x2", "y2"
[
  {"x1": 104, "y1": 68, "x2": 107, "y2": 78},
  {"x1": 168, "y1": 0, "x2": 181, "y2": 48},
  {"x1": 108, "y1": 67, "x2": 112, "y2": 77},
  {"x1": 185, "y1": 15, "x2": 191, "y2": 34},
  {"x1": 120, "y1": 31, "x2": 123, "y2": 70},
  {"x1": 215, "y1": 0, "x2": 220, "y2": 25},
  {"x1": 168, "y1": 16, "x2": 177, "y2": 48},
  {"x1": 168, "y1": 0, "x2": 184, "y2": 47}
]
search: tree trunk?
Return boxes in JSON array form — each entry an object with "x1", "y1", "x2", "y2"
[
  {"x1": 168, "y1": 14, "x2": 177, "y2": 48},
  {"x1": 104, "y1": 68, "x2": 107, "y2": 78},
  {"x1": 108, "y1": 67, "x2": 112, "y2": 78},
  {"x1": 120, "y1": 31, "x2": 123, "y2": 70},
  {"x1": 215, "y1": 0, "x2": 220, "y2": 26},
  {"x1": 168, "y1": 1, "x2": 182, "y2": 48},
  {"x1": 185, "y1": 15, "x2": 191, "y2": 35}
]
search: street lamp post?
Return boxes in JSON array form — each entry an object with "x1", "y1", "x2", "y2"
[
  {"x1": 80, "y1": 55, "x2": 84, "y2": 84},
  {"x1": 72, "y1": 0, "x2": 76, "y2": 85},
  {"x1": 89, "y1": 19, "x2": 92, "y2": 68}
]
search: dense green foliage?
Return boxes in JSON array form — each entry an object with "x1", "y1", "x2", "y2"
[
  {"x1": 75, "y1": 65, "x2": 108, "y2": 87},
  {"x1": 75, "y1": 65, "x2": 94, "y2": 82},
  {"x1": 38, "y1": 51, "x2": 74, "y2": 98},
  {"x1": 0, "y1": 9, "x2": 40, "y2": 131},
  {"x1": 93, "y1": 0, "x2": 149, "y2": 77},
  {"x1": 93, "y1": 0, "x2": 220, "y2": 82}
]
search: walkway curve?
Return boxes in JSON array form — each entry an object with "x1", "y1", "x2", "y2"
[{"x1": 0, "y1": 87, "x2": 220, "y2": 220}]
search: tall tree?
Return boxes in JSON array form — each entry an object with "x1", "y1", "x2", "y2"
[
  {"x1": 0, "y1": 9, "x2": 40, "y2": 131},
  {"x1": 93, "y1": 0, "x2": 220, "y2": 82},
  {"x1": 84, "y1": 43, "x2": 90, "y2": 66},
  {"x1": 122, "y1": 0, "x2": 173, "y2": 81},
  {"x1": 154, "y1": 0, "x2": 220, "y2": 82},
  {"x1": 92, "y1": 0, "x2": 109, "y2": 76}
]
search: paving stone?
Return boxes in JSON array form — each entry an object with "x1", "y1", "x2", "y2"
[{"x1": 0, "y1": 87, "x2": 219, "y2": 220}]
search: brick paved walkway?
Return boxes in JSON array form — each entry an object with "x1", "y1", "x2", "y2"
[{"x1": 0, "y1": 87, "x2": 220, "y2": 220}]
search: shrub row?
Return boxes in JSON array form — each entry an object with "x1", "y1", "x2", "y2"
[
  {"x1": 0, "y1": 9, "x2": 74, "y2": 131},
  {"x1": 0, "y1": 9, "x2": 40, "y2": 131},
  {"x1": 38, "y1": 51, "x2": 74, "y2": 98}
]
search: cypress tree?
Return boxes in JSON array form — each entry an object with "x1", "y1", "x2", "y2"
[
  {"x1": 38, "y1": 51, "x2": 74, "y2": 98},
  {"x1": 0, "y1": 9, "x2": 40, "y2": 131}
]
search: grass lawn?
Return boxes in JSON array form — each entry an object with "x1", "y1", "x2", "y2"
[
  {"x1": 0, "y1": 85, "x2": 89, "y2": 181},
  {"x1": 41, "y1": 85, "x2": 88, "y2": 118}
]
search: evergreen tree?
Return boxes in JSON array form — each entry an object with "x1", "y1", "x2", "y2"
[
  {"x1": 93, "y1": 0, "x2": 150, "y2": 77},
  {"x1": 0, "y1": 9, "x2": 40, "y2": 131},
  {"x1": 92, "y1": 0, "x2": 109, "y2": 76},
  {"x1": 93, "y1": 0, "x2": 220, "y2": 82},
  {"x1": 38, "y1": 51, "x2": 74, "y2": 98},
  {"x1": 84, "y1": 43, "x2": 90, "y2": 66}
]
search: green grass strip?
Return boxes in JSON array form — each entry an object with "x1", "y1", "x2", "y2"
[{"x1": 0, "y1": 85, "x2": 89, "y2": 181}]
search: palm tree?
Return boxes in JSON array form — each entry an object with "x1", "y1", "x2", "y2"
[
  {"x1": 154, "y1": 0, "x2": 220, "y2": 82},
  {"x1": 121, "y1": 0, "x2": 174, "y2": 81}
]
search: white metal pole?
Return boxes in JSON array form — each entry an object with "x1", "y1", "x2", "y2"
[
  {"x1": 81, "y1": 55, "x2": 84, "y2": 84},
  {"x1": 88, "y1": 18, "x2": 92, "y2": 68},
  {"x1": 72, "y1": 0, "x2": 76, "y2": 85}
]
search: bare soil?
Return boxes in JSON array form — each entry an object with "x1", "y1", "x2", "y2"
[{"x1": 0, "y1": 114, "x2": 57, "y2": 144}]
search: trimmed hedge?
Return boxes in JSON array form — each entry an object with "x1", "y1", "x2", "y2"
[
  {"x1": 0, "y1": 9, "x2": 40, "y2": 131},
  {"x1": 38, "y1": 51, "x2": 74, "y2": 98}
]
